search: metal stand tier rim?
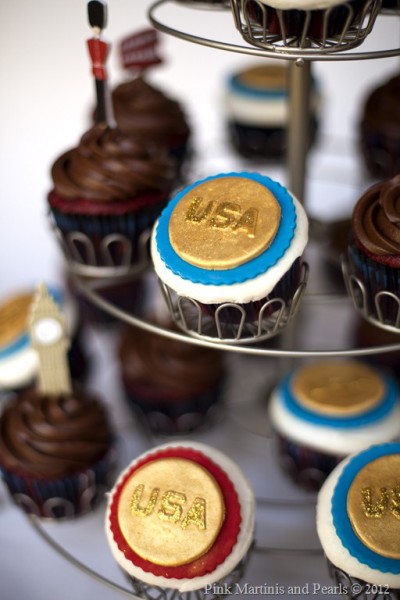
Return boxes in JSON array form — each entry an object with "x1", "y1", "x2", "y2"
[
  {"x1": 148, "y1": 0, "x2": 400, "y2": 61},
  {"x1": 71, "y1": 273, "x2": 400, "y2": 357}
]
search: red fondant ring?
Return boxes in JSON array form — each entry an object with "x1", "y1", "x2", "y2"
[{"x1": 108, "y1": 447, "x2": 242, "y2": 580}]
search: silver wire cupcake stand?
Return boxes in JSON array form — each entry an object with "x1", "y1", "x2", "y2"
[{"x1": 26, "y1": 3, "x2": 400, "y2": 599}]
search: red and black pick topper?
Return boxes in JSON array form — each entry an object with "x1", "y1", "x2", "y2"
[
  {"x1": 119, "y1": 27, "x2": 162, "y2": 73},
  {"x1": 87, "y1": 0, "x2": 112, "y2": 125}
]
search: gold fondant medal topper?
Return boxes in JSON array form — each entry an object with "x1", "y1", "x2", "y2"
[
  {"x1": 118, "y1": 458, "x2": 225, "y2": 567},
  {"x1": 239, "y1": 65, "x2": 287, "y2": 91},
  {"x1": 169, "y1": 177, "x2": 281, "y2": 270},
  {"x1": 0, "y1": 292, "x2": 33, "y2": 347},
  {"x1": 347, "y1": 455, "x2": 400, "y2": 559},
  {"x1": 292, "y1": 361, "x2": 384, "y2": 416}
]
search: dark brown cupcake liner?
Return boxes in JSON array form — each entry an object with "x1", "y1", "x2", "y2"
[
  {"x1": 276, "y1": 434, "x2": 343, "y2": 491},
  {"x1": 50, "y1": 199, "x2": 167, "y2": 268},
  {"x1": 327, "y1": 558, "x2": 400, "y2": 599},
  {"x1": 121, "y1": 375, "x2": 226, "y2": 435},
  {"x1": 0, "y1": 448, "x2": 117, "y2": 519},
  {"x1": 348, "y1": 237, "x2": 400, "y2": 326}
]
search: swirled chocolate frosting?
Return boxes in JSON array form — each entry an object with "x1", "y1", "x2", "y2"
[
  {"x1": 352, "y1": 175, "x2": 400, "y2": 257},
  {"x1": 361, "y1": 75, "x2": 400, "y2": 134},
  {"x1": 0, "y1": 388, "x2": 113, "y2": 478},
  {"x1": 51, "y1": 123, "x2": 176, "y2": 202},
  {"x1": 111, "y1": 77, "x2": 190, "y2": 142},
  {"x1": 119, "y1": 323, "x2": 224, "y2": 398}
]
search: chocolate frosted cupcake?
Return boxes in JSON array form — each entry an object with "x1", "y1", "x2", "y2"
[
  {"x1": 48, "y1": 123, "x2": 176, "y2": 269},
  {"x1": 0, "y1": 387, "x2": 116, "y2": 519},
  {"x1": 347, "y1": 175, "x2": 400, "y2": 328},
  {"x1": 151, "y1": 171, "x2": 308, "y2": 340},
  {"x1": 118, "y1": 322, "x2": 226, "y2": 434},
  {"x1": 269, "y1": 360, "x2": 400, "y2": 491},
  {"x1": 111, "y1": 76, "x2": 191, "y2": 166},
  {"x1": 360, "y1": 74, "x2": 400, "y2": 180},
  {"x1": 317, "y1": 443, "x2": 400, "y2": 597},
  {"x1": 105, "y1": 441, "x2": 255, "y2": 596}
]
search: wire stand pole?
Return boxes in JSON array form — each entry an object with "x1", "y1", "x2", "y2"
[
  {"x1": 278, "y1": 59, "x2": 312, "y2": 377},
  {"x1": 288, "y1": 59, "x2": 312, "y2": 204}
]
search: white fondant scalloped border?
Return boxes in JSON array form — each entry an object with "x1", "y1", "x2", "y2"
[
  {"x1": 317, "y1": 457, "x2": 400, "y2": 588},
  {"x1": 269, "y1": 387, "x2": 400, "y2": 456}
]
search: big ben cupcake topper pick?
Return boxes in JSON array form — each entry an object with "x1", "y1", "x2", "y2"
[{"x1": 28, "y1": 282, "x2": 71, "y2": 395}]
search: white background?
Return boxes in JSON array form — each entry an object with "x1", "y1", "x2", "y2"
[
  {"x1": 0, "y1": 0, "x2": 399, "y2": 296},
  {"x1": 0, "y1": 2, "x2": 400, "y2": 599}
]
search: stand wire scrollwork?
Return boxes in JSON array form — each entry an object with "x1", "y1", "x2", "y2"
[
  {"x1": 159, "y1": 262, "x2": 309, "y2": 344},
  {"x1": 50, "y1": 214, "x2": 151, "y2": 279},
  {"x1": 230, "y1": 0, "x2": 381, "y2": 54},
  {"x1": 341, "y1": 256, "x2": 400, "y2": 334},
  {"x1": 148, "y1": 0, "x2": 400, "y2": 61}
]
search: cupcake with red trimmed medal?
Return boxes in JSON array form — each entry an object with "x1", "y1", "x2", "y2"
[
  {"x1": 105, "y1": 441, "x2": 254, "y2": 597},
  {"x1": 0, "y1": 284, "x2": 116, "y2": 519},
  {"x1": 151, "y1": 171, "x2": 308, "y2": 341},
  {"x1": 111, "y1": 28, "x2": 191, "y2": 169},
  {"x1": 48, "y1": 7, "x2": 176, "y2": 273}
]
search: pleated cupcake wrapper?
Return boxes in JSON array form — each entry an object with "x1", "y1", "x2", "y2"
[
  {"x1": 122, "y1": 377, "x2": 226, "y2": 435},
  {"x1": 202, "y1": 258, "x2": 302, "y2": 324},
  {"x1": 348, "y1": 240, "x2": 400, "y2": 325},
  {"x1": 123, "y1": 546, "x2": 250, "y2": 600},
  {"x1": 0, "y1": 448, "x2": 116, "y2": 519},
  {"x1": 277, "y1": 434, "x2": 342, "y2": 491},
  {"x1": 51, "y1": 199, "x2": 167, "y2": 266},
  {"x1": 227, "y1": 118, "x2": 318, "y2": 159},
  {"x1": 327, "y1": 559, "x2": 400, "y2": 598}
]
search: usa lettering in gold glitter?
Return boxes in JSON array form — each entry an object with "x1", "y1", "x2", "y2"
[
  {"x1": 130, "y1": 484, "x2": 207, "y2": 530},
  {"x1": 186, "y1": 197, "x2": 258, "y2": 238},
  {"x1": 361, "y1": 486, "x2": 400, "y2": 519}
]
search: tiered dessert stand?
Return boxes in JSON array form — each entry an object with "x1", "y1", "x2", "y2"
[{"x1": 20, "y1": 2, "x2": 400, "y2": 599}]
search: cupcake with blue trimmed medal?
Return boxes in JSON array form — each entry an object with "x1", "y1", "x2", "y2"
[
  {"x1": 317, "y1": 443, "x2": 400, "y2": 597},
  {"x1": 225, "y1": 63, "x2": 321, "y2": 159},
  {"x1": 269, "y1": 360, "x2": 400, "y2": 491},
  {"x1": 151, "y1": 172, "x2": 308, "y2": 340}
]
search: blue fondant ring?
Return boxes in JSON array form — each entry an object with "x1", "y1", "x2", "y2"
[
  {"x1": 155, "y1": 172, "x2": 297, "y2": 286},
  {"x1": 280, "y1": 371, "x2": 398, "y2": 429},
  {"x1": 332, "y1": 443, "x2": 400, "y2": 574}
]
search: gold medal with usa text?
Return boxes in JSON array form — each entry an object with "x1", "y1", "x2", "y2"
[
  {"x1": 168, "y1": 177, "x2": 281, "y2": 270},
  {"x1": 118, "y1": 458, "x2": 225, "y2": 566},
  {"x1": 292, "y1": 361, "x2": 384, "y2": 416},
  {"x1": 347, "y1": 455, "x2": 400, "y2": 559},
  {"x1": 0, "y1": 293, "x2": 33, "y2": 347}
]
